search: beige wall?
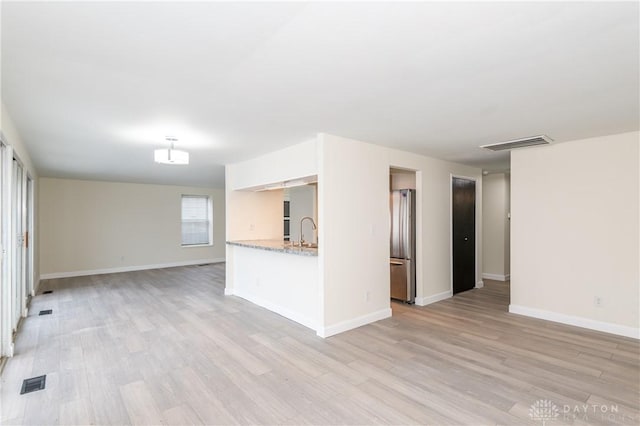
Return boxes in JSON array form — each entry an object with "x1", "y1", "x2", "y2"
[
  {"x1": 510, "y1": 131, "x2": 639, "y2": 337},
  {"x1": 39, "y1": 178, "x2": 225, "y2": 277},
  {"x1": 482, "y1": 173, "x2": 510, "y2": 280},
  {"x1": 225, "y1": 189, "x2": 283, "y2": 242},
  {"x1": 390, "y1": 172, "x2": 416, "y2": 190}
]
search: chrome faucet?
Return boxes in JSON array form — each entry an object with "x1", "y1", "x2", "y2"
[{"x1": 300, "y1": 216, "x2": 317, "y2": 246}]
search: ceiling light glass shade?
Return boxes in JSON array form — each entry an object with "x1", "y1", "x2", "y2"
[{"x1": 154, "y1": 148, "x2": 189, "y2": 165}]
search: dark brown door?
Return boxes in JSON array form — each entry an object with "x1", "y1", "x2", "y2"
[{"x1": 452, "y1": 177, "x2": 475, "y2": 294}]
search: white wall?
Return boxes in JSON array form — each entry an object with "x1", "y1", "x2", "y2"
[
  {"x1": 510, "y1": 131, "x2": 639, "y2": 338},
  {"x1": 233, "y1": 246, "x2": 318, "y2": 330},
  {"x1": 482, "y1": 173, "x2": 510, "y2": 281},
  {"x1": 318, "y1": 133, "x2": 483, "y2": 336},
  {"x1": 1, "y1": 103, "x2": 38, "y2": 177},
  {"x1": 318, "y1": 134, "x2": 392, "y2": 336},
  {"x1": 1, "y1": 104, "x2": 39, "y2": 286},
  {"x1": 227, "y1": 139, "x2": 318, "y2": 190},
  {"x1": 1, "y1": 102, "x2": 40, "y2": 358},
  {"x1": 39, "y1": 178, "x2": 225, "y2": 277}
]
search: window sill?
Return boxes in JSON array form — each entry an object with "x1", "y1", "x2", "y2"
[{"x1": 181, "y1": 243, "x2": 213, "y2": 248}]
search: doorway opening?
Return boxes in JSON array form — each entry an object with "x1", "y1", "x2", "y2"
[
  {"x1": 12, "y1": 157, "x2": 25, "y2": 326},
  {"x1": 480, "y1": 171, "x2": 511, "y2": 309},
  {"x1": 389, "y1": 168, "x2": 417, "y2": 306}
]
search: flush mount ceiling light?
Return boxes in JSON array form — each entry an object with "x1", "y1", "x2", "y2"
[
  {"x1": 154, "y1": 137, "x2": 189, "y2": 165},
  {"x1": 480, "y1": 135, "x2": 553, "y2": 151}
]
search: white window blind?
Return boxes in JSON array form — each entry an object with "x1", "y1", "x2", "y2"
[{"x1": 181, "y1": 195, "x2": 211, "y2": 246}]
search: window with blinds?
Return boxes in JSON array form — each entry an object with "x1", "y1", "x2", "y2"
[{"x1": 181, "y1": 195, "x2": 212, "y2": 246}]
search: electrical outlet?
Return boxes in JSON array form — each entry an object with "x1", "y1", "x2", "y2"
[
  {"x1": 249, "y1": 224, "x2": 255, "y2": 231},
  {"x1": 594, "y1": 296, "x2": 603, "y2": 307},
  {"x1": 365, "y1": 291, "x2": 371, "y2": 302}
]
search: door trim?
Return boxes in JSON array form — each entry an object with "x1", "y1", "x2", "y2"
[
  {"x1": 388, "y1": 166, "x2": 422, "y2": 304},
  {"x1": 26, "y1": 175, "x2": 34, "y2": 297},
  {"x1": 0, "y1": 135, "x2": 7, "y2": 358},
  {"x1": 449, "y1": 174, "x2": 479, "y2": 295}
]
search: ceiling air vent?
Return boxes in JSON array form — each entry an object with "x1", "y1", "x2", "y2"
[{"x1": 481, "y1": 135, "x2": 553, "y2": 151}]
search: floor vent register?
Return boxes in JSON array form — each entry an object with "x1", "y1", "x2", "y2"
[{"x1": 20, "y1": 375, "x2": 46, "y2": 394}]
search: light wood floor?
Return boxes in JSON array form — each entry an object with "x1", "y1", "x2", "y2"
[{"x1": 1, "y1": 264, "x2": 638, "y2": 425}]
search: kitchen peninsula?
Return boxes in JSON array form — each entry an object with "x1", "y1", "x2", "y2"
[
  {"x1": 226, "y1": 238, "x2": 319, "y2": 331},
  {"x1": 225, "y1": 133, "x2": 482, "y2": 338},
  {"x1": 224, "y1": 139, "x2": 322, "y2": 333}
]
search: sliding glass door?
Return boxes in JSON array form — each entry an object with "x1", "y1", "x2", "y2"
[
  {"x1": 0, "y1": 143, "x2": 35, "y2": 359},
  {"x1": 12, "y1": 158, "x2": 25, "y2": 327}
]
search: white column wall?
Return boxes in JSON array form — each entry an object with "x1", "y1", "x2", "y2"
[
  {"x1": 317, "y1": 134, "x2": 392, "y2": 336},
  {"x1": 317, "y1": 133, "x2": 483, "y2": 336}
]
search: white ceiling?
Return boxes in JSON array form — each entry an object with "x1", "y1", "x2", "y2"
[{"x1": 2, "y1": 2, "x2": 638, "y2": 188}]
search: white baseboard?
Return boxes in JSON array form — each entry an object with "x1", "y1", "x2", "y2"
[
  {"x1": 509, "y1": 304, "x2": 639, "y2": 340},
  {"x1": 40, "y1": 258, "x2": 226, "y2": 280},
  {"x1": 224, "y1": 287, "x2": 234, "y2": 296},
  {"x1": 482, "y1": 273, "x2": 510, "y2": 281},
  {"x1": 415, "y1": 290, "x2": 452, "y2": 306},
  {"x1": 475, "y1": 280, "x2": 484, "y2": 289},
  {"x1": 317, "y1": 308, "x2": 392, "y2": 338},
  {"x1": 233, "y1": 288, "x2": 317, "y2": 331}
]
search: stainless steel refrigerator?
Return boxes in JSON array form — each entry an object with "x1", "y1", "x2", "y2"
[{"x1": 390, "y1": 189, "x2": 416, "y2": 303}]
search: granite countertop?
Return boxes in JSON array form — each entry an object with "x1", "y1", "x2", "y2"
[{"x1": 226, "y1": 239, "x2": 318, "y2": 257}]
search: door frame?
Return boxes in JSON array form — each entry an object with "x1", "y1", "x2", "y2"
[
  {"x1": 388, "y1": 166, "x2": 422, "y2": 305},
  {"x1": 0, "y1": 132, "x2": 34, "y2": 359},
  {"x1": 11, "y1": 155, "x2": 27, "y2": 324},
  {"x1": 26, "y1": 174, "x2": 34, "y2": 298},
  {"x1": 0, "y1": 133, "x2": 14, "y2": 357},
  {"x1": 0, "y1": 135, "x2": 8, "y2": 358},
  {"x1": 449, "y1": 174, "x2": 481, "y2": 295}
]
